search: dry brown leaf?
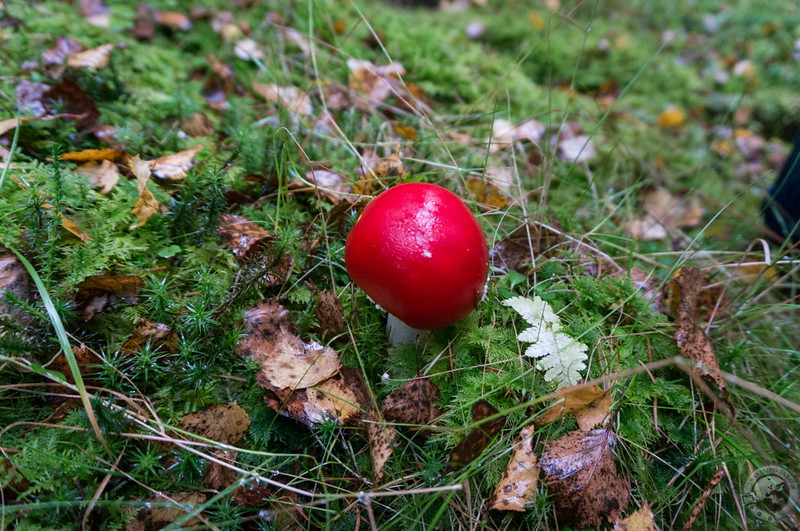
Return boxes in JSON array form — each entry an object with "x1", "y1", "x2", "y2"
[
  {"x1": 128, "y1": 155, "x2": 160, "y2": 229},
  {"x1": 489, "y1": 424, "x2": 538, "y2": 512},
  {"x1": 237, "y1": 298, "x2": 295, "y2": 352},
  {"x1": 118, "y1": 318, "x2": 175, "y2": 356},
  {"x1": 148, "y1": 144, "x2": 203, "y2": 180},
  {"x1": 264, "y1": 367, "x2": 370, "y2": 427},
  {"x1": 0, "y1": 247, "x2": 32, "y2": 329},
  {"x1": 43, "y1": 80, "x2": 101, "y2": 131},
  {"x1": 367, "y1": 415, "x2": 397, "y2": 485},
  {"x1": 615, "y1": 503, "x2": 657, "y2": 530},
  {"x1": 664, "y1": 268, "x2": 727, "y2": 392},
  {"x1": 490, "y1": 223, "x2": 561, "y2": 274},
  {"x1": 59, "y1": 214, "x2": 92, "y2": 242},
  {"x1": 49, "y1": 343, "x2": 97, "y2": 386},
  {"x1": 540, "y1": 428, "x2": 630, "y2": 528},
  {"x1": 535, "y1": 384, "x2": 612, "y2": 430},
  {"x1": 315, "y1": 291, "x2": 346, "y2": 340},
  {"x1": 75, "y1": 273, "x2": 143, "y2": 321},
  {"x1": 216, "y1": 214, "x2": 274, "y2": 260},
  {"x1": 67, "y1": 44, "x2": 114, "y2": 70},
  {"x1": 80, "y1": 0, "x2": 111, "y2": 27},
  {"x1": 381, "y1": 376, "x2": 441, "y2": 428},
  {"x1": 181, "y1": 113, "x2": 214, "y2": 137},
  {"x1": 449, "y1": 401, "x2": 506, "y2": 468},
  {"x1": 77, "y1": 159, "x2": 120, "y2": 194},
  {"x1": 42, "y1": 37, "x2": 83, "y2": 65},
  {"x1": 136, "y1": 491, "x2": 207, "y2": 529},
  {"x1": 203, "y1": 450, "x2": 238, "y2": 490},
  {"x1": 177, "y1": 402, "x2": 250, "y2": 445},
  {"x1": 355, "y1": 151, "x2": 405, "y2": 195},
  {"x1": 625, "y1": 188, "x2": 703, "y2": 240},
  {"x1": 252, "y1": 83, "x2": 313, "y2": 116}
]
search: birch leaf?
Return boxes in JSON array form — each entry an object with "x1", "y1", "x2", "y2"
[{"x1": 504, "y1": 295, "x2": 588, "y2": 388}]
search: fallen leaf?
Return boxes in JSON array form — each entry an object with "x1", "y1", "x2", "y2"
[
  {"x1": 467, "y1": 176, "x2": 512, "y2": 209},
  {"x1": 148, "y1": 144, "x2": 203, "y2": 180},
  {"x1": 535, "y1": 384, "x2": 612, "y2": 430},
  {"x1": 216, "y1": 214, "x2": 274, "y2": 260},
  {"x1": 449, "y1": 401, "x2": 506, "y2": 468},
  {"x1": 367, "y1": 414, "x2": 397, "y2": 485},
  {"x1": 177, "y1": 402, "x2": 250, "y2": 445},
  {"x1": 489, "y1": 424, "x2": 538, "y2": 511},
  {"x1": 203, "y1": 450, "x2": 238, "y2": 490},
  {"x1": 347, "y1": 58, "x2": 406, "y2": 107},
  {"x1": 394, "y1": 123, "x2": 417, "y2": 141},
  {"x1": 490, "y1": 223, "x2": 561, "y2": 274},
  {"x1": 133, "y1": 491, "x2": 208, "y2": 529},
  {"x1": 49, "y1": 343, "x2": 97, "y2": 386},
  {"x1": 355, "y1": 151, "x2": 406, "y2": 195},
  {"x1": 664, "y1": 267, "x2": 727, "y2": 392},
  {"x1": 558, "y1": 135, "x2": 597, "y2": 163},
  {"x1": 118, "y1": 318, "x2": 175, "y2": 356},
  {"x1": 381, "y1": 376, "x2": 441, "y2": 428},
  {"x1": 74, "y1": 273, "x2": 143, "y2": 321},
  {"x1": 264, "y1": 366, "x2": 370, "y2": 427},
  {"x1": 656, "y1": 107, "x2": 686, "y2": 129},
  {"x1": 156, "y1": 11, "x2": 191, "y2": 30},
  {"x1": 489, "y1": 118, "x2": 545, "y2": 152},
  {"x1": 315, "y1": 291, "x2": 346, "y2": 340},
  {"x1": 298, "y1": 168, "x2": 354, "y2": 203},
  {"x1": 59, "y1": 213, "x2": 92, "y2": 242},
  {"x1": 0, "y1": 246, "x2": 32, "y2": 329},
  {"x1": 42, "y1": 37, "x2": 83, "y2": 65},
  {"x1": 181, "y1": 113, "x2": 214, "y2": 137},
  {"x1": 128, "y1": 155, "x2": 160, "y2": 229},
  {"x1": 67, "y1": 44, "x2": 113, "y2": 70},
  {"x1": 539, "y1": 428, "x2": 630, "y2": 528},
  {"x1": 614, "y1": 503, "x2": 657, "y2": 530},
  {"x1": 234, "y1": 38, "x2": 264, "y2": 61},
  {"x1": 252, "y1": 83, "x2": 313, "y2": 116},
  {"x1": 132, "y1": 3, "x2": 155, "y2": 41},
  {"x1": 624, "y1": 187, "x2": 703, "y2": 240},
  {"x1": 77, "y1": 159, "x2": 120, "y2": 194},
  {"x1": 43, "y1": 79, "x2": 100, "y2": 130},
  {"x1": 79, "y1": 0, "x2": 111, "y2": 27}
]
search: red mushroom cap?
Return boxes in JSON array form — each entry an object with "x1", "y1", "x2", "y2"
[{"x1": 345, "y1": 182, "x2": 489, "y2": 329}]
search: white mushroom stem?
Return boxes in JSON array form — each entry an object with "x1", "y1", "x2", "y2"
[{"x1": 386, "y1": 313, "x2": 429, "y2": 345}]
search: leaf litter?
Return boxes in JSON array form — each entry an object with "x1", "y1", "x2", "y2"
[
  {"x1": 489, "y1": 424, "x2": 538, "y2": 512},
  {"x1": 449, "y1": 400, "x2": 506, "y2": 468},
  {"x1": 535, "y1": 384, "x2": 613, "y2": 430}
]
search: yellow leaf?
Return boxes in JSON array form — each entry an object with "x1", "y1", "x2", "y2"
[
  {"x1": 67, "y1": 44, "x2": 113, "y2": 70},
  {"x1": 656, "y1": 107, "x2": 685, "y2": 129},
  {"x1": 535, "y1": 384, "x2": 612, "y2": 430},
  {"x1": 59, "y1": 214, "x2": 92, "y2": 242}
]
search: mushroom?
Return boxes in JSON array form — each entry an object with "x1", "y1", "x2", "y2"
[{"x1": 345, "y1": 182, "x2": 489, "y2": 344}]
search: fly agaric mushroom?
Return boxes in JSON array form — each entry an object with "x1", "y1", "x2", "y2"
[{"x1": 345, "y1": 182, "x2": 489, "y2": 343}]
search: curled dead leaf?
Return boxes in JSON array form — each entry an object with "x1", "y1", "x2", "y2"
[
  {"x1": 489, "y1": 424, "x2": 538, "y2": 512},
  {"x1": 148, "y1": 144, "x2": 203, "y2": 180},
  {"x1": 535, "y1": 384, "x2": 612, "y2": 430},
  {"x1": 75, "y1": 273, "x2": 143, "y2": 321},
  {"x1": 539, "y1": 428, "x2": 630, "y2": 528},
  {"x1": 216, "y1": 214, "x2": 274, "y2": 260},
  {"x1": 77, "y1": 159, "x2": 120, "y2": 194},
  {"x1": 118, "y1": 318, "x2": 175, "y2": 356},
  {"x1": 128, "y1": 155, "x2": 160, "y2": 229}
]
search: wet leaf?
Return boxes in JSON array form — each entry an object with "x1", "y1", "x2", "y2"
[
  {"x1": 367, "y1": 414, "x2": 397, "y2": 485},
  {"x1": 252, "y1": 83, "x2": 313, "y2": 116},
  {"x1": 614, "y1": 503, "x2": 657, "y2": 530},
  {"x1": 177, "y1": 402, "x2": 250, "y2": 446},
  {"x1": 449, "y1": 401, "x2": 506, "y2": 468},
  {"x1": 77, "y1": 159, "x2": 120, "y2": 194},
  {"x1": 264, "y1": 367, "x2": 370, "y2": 427},
  {"x1": 203, "y1": 450, "x2": 238, "y2": 490},
  {"x1": 148, "y1": 144, "x2": 203, "y2": 180},
  {"x1": 118, "y1": 318, "x2": 175, "y2": 356},
  {"x1": 489, "y1": 424, "x2": 538, "y2": 512},
  {"x1": 128, "y1": 155, "x2": 160, "y2": 229},
  {"x1": 490, "y1": 223, "x2": 561, "y2": 274},
  {"x1": 624, "y1": 187, "x2": 703, "y2": 240},
  {"x1": 539, "y1": 428, "x2": 630, "y2": 528},
  {"x1": 381, "y1": 376, "x2": 441, "y2": 428},
  {"x1": 535, "y1": 384, "x2": 612, "y2": 430},
  {"x1": 315, "y1": 291, "x2": 346, "y2": 340},
  {"x1": 216, "y1": 214, "x2": 274, "y2": 260},
  {"x1": 75, "y1": 273, "x2": 143, "y2": 321},
  {"x1": 664, "y1": 267, "x2": 727, "y2": 392},
  {"x1": 67, "y1": 43, "x2": 113, "y2": 70}
]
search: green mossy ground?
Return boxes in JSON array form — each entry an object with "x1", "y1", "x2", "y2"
[{"x1": 1, "y1": 0, "x2": 799, "y2": 529}]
